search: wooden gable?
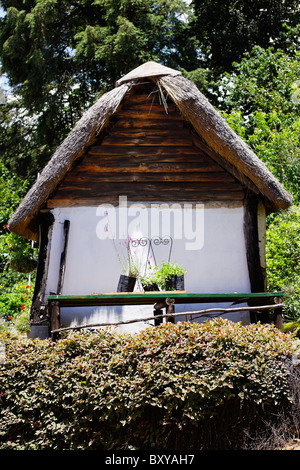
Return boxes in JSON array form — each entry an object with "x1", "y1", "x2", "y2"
[{"x1": 47, "y1": 82, "x2": 246, "y2": 208}]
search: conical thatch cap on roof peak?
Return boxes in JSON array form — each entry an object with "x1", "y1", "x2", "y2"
[{"x1": 116, "y1": 61, "x2": 182, "y2": 86}]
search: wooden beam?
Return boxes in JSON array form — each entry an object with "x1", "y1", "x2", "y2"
[
  {"x1": 244, "y1": 196, "x2": 266, "y2": 322},
  {"x1": 101, "y1": 136, "x2": 193, "y2": 146},
  {"x1": 116, "y1": 109, "x2": 182, "y2": 120},
  {"x1": 30, "y1": 212, "x2": 54, "y2": 326},
  {"x1": 113, "y1": 118, "x2": 185, "y2": 129},
  {"x1": 47, "y1": 191, "x2": 245, "y2": 208},
  {"x1": 62, "y1": 172, "x2": 238, "y2": 184},
  {"x1": 50, "y1": 301, "x2": 60, "y2": 340},
  {"x1": 56, "y1": 220, "x2": 70, "y2": 295},
  {"x1": 87, "y1": 145, "x2": 201, "y2": 156}
]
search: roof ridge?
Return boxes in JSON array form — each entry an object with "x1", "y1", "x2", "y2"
[{"x1": 116, "y1": 61, "x2": 181, "y2": 86}]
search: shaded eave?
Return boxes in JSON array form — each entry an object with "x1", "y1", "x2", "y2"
[{"x1": 8, "y1": 63, "x2": 292, "y2": 241}]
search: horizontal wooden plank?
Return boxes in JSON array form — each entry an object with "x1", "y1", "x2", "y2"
[
  {"x1": 192, "y1": 134, "x2": 261, "y2": 195},
  {"x1": 123, "y1": 92, "x2": 173, "y2": 105},
  {"x1": 48, "y1": 186, "x2": 239, "y2": 195},
  {"x1": 66, "y1": 165, "x2": 225, "y2": 179},
  {"x1": 48, "y1": 188, "x2": 245, "y2": 206},
  {"x1": 120, "y1": 106, "x2": 178, "y2": 117},
  {"x1": 112, "y1": 118, "x2": 186, "y2": 129},
  {"x1": 56, "y1": 180, "x2": 243, "y2": 191},
  {"x1": 131, "y1": 83, "x2": 158, "y2": 92},
  {"x1": 116, "y1": 109, "x2": 182, "y2": 120},
  {"x1": 81, "y1": 153, "x2": 219, "y2": 165},
  {"x1": 122, "y1": 93, "x2": 155, "y2": 104},
  {"x1": 81, "y1": 160, "x2": 223, "y2": 171},
  {"x1": 47, "y1": 190, "x2": 245, "y2": 207},
  {"x1": 48, "y1": 291, "x2": 284, "y2": 307},
  {"x1": 121, "y1": 101, "x2": 177, "y2": 110},
  {"x1": 62, "y1": 171, "x2": 237, "y2": 183},
  {"x1": 100, "y1": 135, "x2": 193, "y2": 146},
  {"x1": 106, "y1": 128, "x2": 192, "y2": 138},
  {"x1": 87, "y1": 145, "x2": 202, "y2": 156}
]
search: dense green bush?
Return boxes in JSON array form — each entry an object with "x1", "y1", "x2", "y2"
[
  {"x1": 0, "y1": 282, "x2": 32, "y2": 324},
  {"x1": 0, "y1": 319, "x2": 298, "y2": 450},
  {"x1": 266, "y1": 205, "x2": 300, "y2": 322}
]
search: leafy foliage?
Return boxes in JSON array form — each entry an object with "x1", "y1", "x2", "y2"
[
  {"x1": 0, "y1": 99, "x2": 49, "y2": 179},
  {"x1": 211, "y1": 47, "x2": 300, "y2": 207},
  {"x1": 223, "y1": 108, "x2": 300, "y2": 202},
  {"x1": 0, "y1": 319, "x2": 298, "y2": 450},
  {"x1": 191, "y1": 0, "x2": 300, "y2": 73},
  {"x1": 219, "y1": 47, "x2": 300, "y2": 116},
  {"x1": 0, "y1": 282, "x2": 32, "y2": 332},
  {"x1": 217, "y1": 46, "x2": 300, "y2": 325},
  {"x1": 0, "y1": 162, "x2": 36, "y2": 331},
  {"x1": 151, "y1": 261, "x2": 187, "y2": 290},
  {"x1": 0, "y1": 162, "x2": 37, "y2": 286},
  {"x1": 0, "y1": 0, "x2": 197, "y2": 166},
  {"x1": 266, "y1": 206, "x2": 300, "y2": 321}
]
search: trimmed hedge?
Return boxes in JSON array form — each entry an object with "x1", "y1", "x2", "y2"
[{"x1": 0, "y1": 319, "x2": 298, "y2": 450}]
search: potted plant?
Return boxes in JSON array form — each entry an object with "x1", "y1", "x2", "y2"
[
  {"x1": 114, "y1": 237, "x2": 141, "y2": 292},
  {"x1": 139, "y1": 273, "x2": 160, "y2": 291},
  {"x1": 153, "y1": 261, "x2": 187, "y2": 291}
]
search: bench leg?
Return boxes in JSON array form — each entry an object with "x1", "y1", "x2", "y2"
[
  {"x1": 50, "y1": 301, "x2": 60, "y2": 339},
  {"x1": 166, "y1": 304, "x2": 175, "y2": 323},
  {"x1": 154, "y1": 309, "x2": 163, "y2": 326},
  {"x1": 275, "y1": 306, "x2": 283, "y2": 332}
]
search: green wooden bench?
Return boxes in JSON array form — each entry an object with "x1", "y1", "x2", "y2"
[{"x1": 48, "y1": 291, "x2": 284, "y2": 336}]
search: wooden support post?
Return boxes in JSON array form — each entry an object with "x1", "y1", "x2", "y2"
[
  {"x1": 244, "y1": 196, "x2": 265, "y2": 292},
  {"x1": 274, "y1": 306, "x2": 283, "y2": 332},
  {"x1": 244, "y1": 196, "x2": 267, "y2": 323},
  {"x1": 166, "y1": 297, "x2": 175, "y2": 323},
  {"x1": 30, "y1": 212, "x2": 54, "y2": 330},
  {"x1": 50, "y1": 301, "x2": 60, "y2": 340},
  {"x1": 166, "y1": 304, "x2": 175, "y2": 323},
  {"x1": 57, "y1": 220, "x2": 70, "y2": 295},
  {"x1": 154, "y1": 309, "x2": 163, "y2": 326},
  {"x1": 154, "y1": 301, "x2": 166, "y2": 325}
]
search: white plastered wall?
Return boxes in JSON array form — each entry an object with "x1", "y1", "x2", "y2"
[{"x1": 45, "y1": 202, "x2": 251, "y2": 332}]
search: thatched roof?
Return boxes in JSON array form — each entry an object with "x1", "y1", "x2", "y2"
[
  {"x1": 8, "y1": 61, "x2": 292, "y2": 240},
  {"x1": 115, "y1": 61, "x2": 182, "y2": 85}
]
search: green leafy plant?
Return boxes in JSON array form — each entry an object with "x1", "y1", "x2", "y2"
[
  {"x1": 0, "y1": 282, "x2": 33, "y2": 333},
  {"x1": 219, "y1": 47, "x2": 300, "y2": 204},
  {"x1": 114, "y1": 237, "x2": 142, "y2": 278},
  {"x1": 0, "y1": 319, "x2": 298, "y2": 450},
  {"x1": 139, "y1": 272, "x2": 159, "y2": 291},
  {"x1": 266, "y1": 205, "x2": 300, "y2": 321},
  {"x1": 152, "y1": 260, "x2": 187, "y2": 290},
  {"x1": 139, "y1": 272, "x2": 156, "y2": 285}
]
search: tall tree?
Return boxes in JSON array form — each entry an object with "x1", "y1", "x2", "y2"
[
  {"x1": 0, "y1": 0, "x2": 197, "y2": 176},
  {"x1": 217, "y1": 46, "x2": 300, "y2": 201},
  {"x1": 191, "y1": 0, "x2": 300, "y2": 73}
]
